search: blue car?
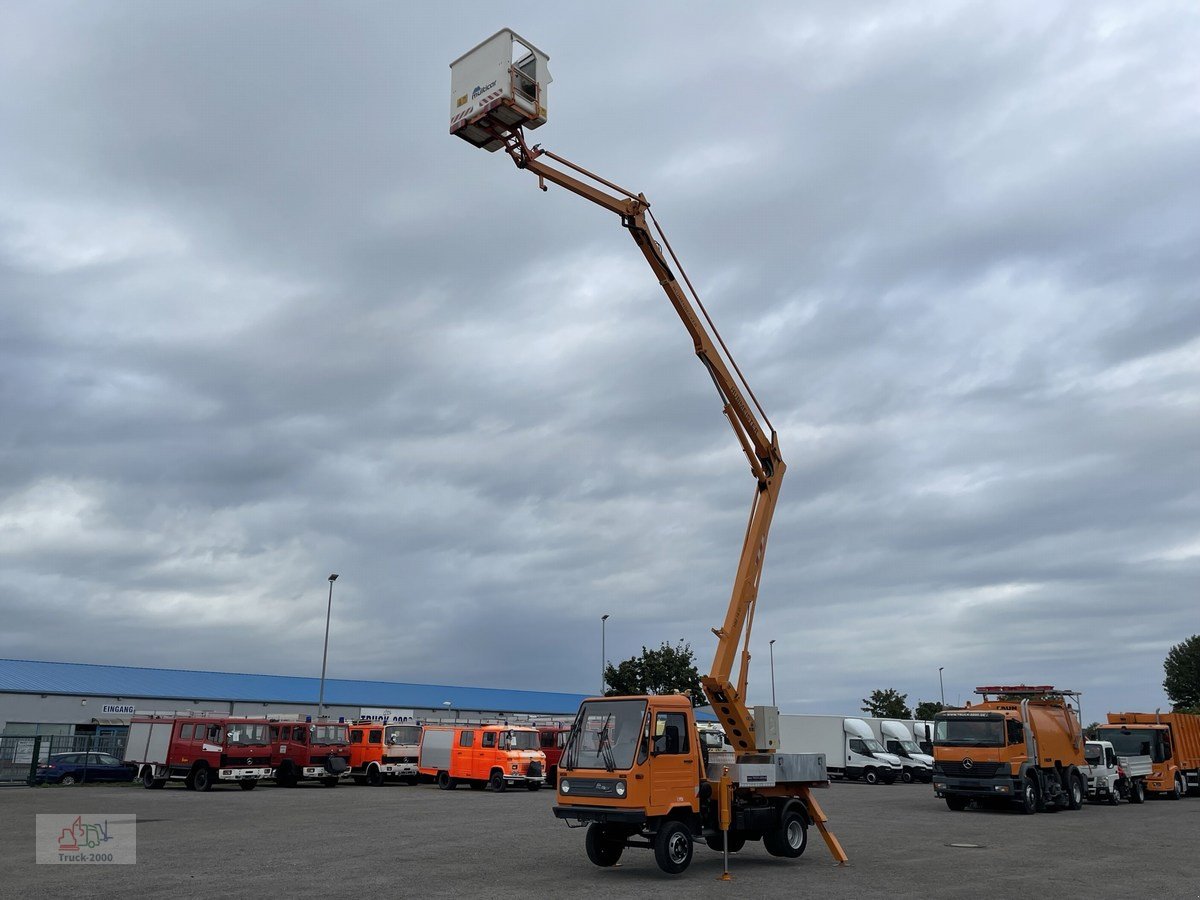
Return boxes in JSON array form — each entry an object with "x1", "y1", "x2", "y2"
[{"x1": 35, "y1": 752, "x2": 137, "y2": 785}]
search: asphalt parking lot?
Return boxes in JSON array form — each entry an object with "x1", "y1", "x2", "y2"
[{"x1": 3, "y1": 779, "x2": 1198, "y2": 898}]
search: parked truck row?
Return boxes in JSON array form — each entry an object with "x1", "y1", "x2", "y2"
[
  {"x1": 123, "y1": 713, "x2": 560, "y2": 793},
  {"x1": 931, "y1": 686, "x2": 1200, "y2": 815},
  {"x1": 776, "y1": 716, "x2": 933, "y2": 784}
]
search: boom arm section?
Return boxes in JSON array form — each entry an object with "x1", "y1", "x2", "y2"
[{"x1": 499, "y1": 130, "x2": 785, "y2": 754}]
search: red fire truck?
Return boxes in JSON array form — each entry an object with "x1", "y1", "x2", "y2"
[
  {"x1": 537, "y1": 724, "x2": 570, "y2": 786},
  {"x1": 268, "y1": 718, "x2": 352, "y2": 787},
  {"x1": 124, "y1": 714, "x2": 274, "y2": 791}
]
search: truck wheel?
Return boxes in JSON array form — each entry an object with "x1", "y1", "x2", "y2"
[
  {"x1": 1067, "y1": 774, "x2": 1084, "y2": 810},
  {"x1": 489, "y1": 771, "x2": 507, "y2": 792},
  {"x1": 192, "y1": 765, "x2": 212, "y2": 792},
  {"x1": 585, "y1": 824, "x2": 625, "y2": 867},
  {"x1": 1169, "y1": 773, "x2": 1184, "y2": 800},
  {"x1": 1107, "y1": 783, "x2": 1121, "y2": 806},
  {"x1": 526, "y1": 780, "x2": 541, "y2": 791},
  {"x1": 653, "y1": 820, "x2": 693, "y2": 875},
  {"x1": 901, "y1": 769, "x2": 914, "y2": 784},
  {"x1": 436, "y1": 771, "x2": 452, "y2": 790},
  {"x1": 239, "y1": 780, "x2": 257, "y2": 791},
  {"x1": 366, "y1": 765, "x2": 384, "y2": 787},
  {"x1": 945, "y1": 795, "x2": 968, "y2": 812},
  {"x1": 863, "y1": 768, "x2": 879, "y2": 785},
  {"x1": 704, "y1": 833, "x2": 747, "y2": 853},
  {"x1": 277, "y1": 765, "x2": 298, "y2": 788},
  {"x1": 403, "y1": 775, "x2": 419, "y2": 786},
  {"x1": 763, "y1": 808, "x2": 808, "y2": 858},
  {"x1": 1018, "y1": 778, "x2": 1038, "y2": 815},
  {"x1": 1130, "y1": 781, "x2": 1146, "y2": 804}
]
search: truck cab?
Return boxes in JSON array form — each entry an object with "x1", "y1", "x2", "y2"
[
  {"x1": 844, "y1": 718, "x2": 902, "y2": 784},
  {"x1": 347, "y1": 722, "x2": 421, "y2": 786},
  {"x1": 1081, "y1": 739, "x2": 1149, "y2": 804},
  {"x1": 269, "y1": 720, "x2": 351, "y2": 787},
  {"x1": 538, "y1": 725, "x2": 570, "y2": 786},
  {"x1": 878, "y1": 720, "x2": 933, "y2": 783}
]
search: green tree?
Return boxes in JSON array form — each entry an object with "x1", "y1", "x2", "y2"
[
  {"x1": 1164, "y1": 634, "x2": 1200, "y2": 711},
  {"x1": 1084, "y1": 721, "x2": 1102, "y2": 739},
  {"x1": 604, "y1": 640, "x2": 704, "y2": 706},
  {"x1": 861, "y1": 688, "x2": 912, "y2": 719},
  {"x1": 914, "y1": 700, "x2": 945, "y2": 720}
]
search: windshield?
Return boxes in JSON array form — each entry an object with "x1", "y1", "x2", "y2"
[
  {"x1": 562, "y1": 700, "x2": 647, "y2": 772},
  {"x1": 385, "y1": 725, "x2": 421, "y2": 746},
  {"x1": 1095, "y1": 727, "x2": 1164, "y2": 762},
  {"x1": 863, "y1": 738, "x2": 886, "y2": 753},
  {"x1": 934, "y1": 716, "x2": 1005, "y2": 747},
  {"x1": 226, "y1": 724, "x2": 269, "y2": 746},
  {"x1": 312, "y1": 725, "x2": 349, "y2": 745},
  {"x1": 500, "y1": 730, "x2": 539, "y2": 751},
  {"x1": 891, "y1": 740, "x2": 922, "y2": 754}
]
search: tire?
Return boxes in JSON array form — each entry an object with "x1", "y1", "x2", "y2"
[
  {"x1": 1018, "y1": 778, "x2": 1038, "y2": 815},
  {"x1": 763, "y1": 808, "x2": 808, "y2": 858},
  {"x1": 192, "y1": 765, "x2": 212, "y2": 793},
  {"x1": 1168, "y1": 773, "x2": 1184, "y2": 800},
  {"x1": 489, "y1": 771, "x2": 507, "y2": 793},
  {"x1": 60, "y1": 774, "x2": 78, "y2": 786},
  {"x1": 403, "y1": 776, "x2": 419, "y2": 786},
  {"x1": 366, "y1": 765, "x2": 384, "y2": 787},
  {"x1": 1067, "y1": 774, "x2": 1084, "y2": 810},
  {"x1": 436, "y1": 771, "x2": 456, "y2": 790},
  {"x1": 863, "y1": 768, "x2": 880, "y2": 785},
  {"x1": 653, "y1": 820, "x2": 694, "y2": 875},
  {"x1": 239, "y1": 780, "x2": 257, "y2": 791},
  {"x1": 901, "y1": 769, "x2": 914, "y2": 784},
  {"x1": 945, "y1": 795, "x2": 968, "y2": 812},
  {"x1": 1107, "y1": 783, "x2": 1121, "y2": 806},
  {"x1": 704, "y1": 833, "x2": 747, "y2": 854},
  {"x1": 527, "y1": 781, "x2": 541, "y2": 791},
  {"x1": 277, "y1": 765, "x2": 298, "y2": 788},
  {"x1": 1130, "y1": 781, "x2": 1146, "y2": 804},
  {"x1": 142, "y1": 767, "x2": 160, "y2": 790},
  {"x1": 585, "y1": 823, "x2": 625, "y2": 867}
]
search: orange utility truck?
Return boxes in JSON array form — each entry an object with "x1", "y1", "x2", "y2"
[
  {"x1": 1098, "y1": 712, "x2": 1200, "y2": 799},
  {"x1": 449, "y1": 29, "x2": 845, "y2": 876},
  {"x1": 418, "y1": 724, "x2": 546, "y2": 792},
  {"x1": 933, "y1": 685, "x2": 1087, "y2": 814}
]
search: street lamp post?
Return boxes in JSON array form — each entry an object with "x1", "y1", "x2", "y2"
[
  {"x1": 317, "y1": 574, "x2": 338, "y2": 718},
  {"x1": 769, "y1": 639, "x2": 777, "y2": 707},
  {"x1": 601, "y1": 614, "x2": 610, "y2": 695},
  {"x1": 938, "y1": 667, "x2": 945, "y2": 707}
]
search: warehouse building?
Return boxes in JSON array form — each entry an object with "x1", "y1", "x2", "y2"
[{"x1": 0, "y1": 657, "x2": 589, "y2": 746}]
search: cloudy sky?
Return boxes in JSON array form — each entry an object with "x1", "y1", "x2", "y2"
[{"x1": 1, "y1": 1, "x2": 1196, "y2": 718}]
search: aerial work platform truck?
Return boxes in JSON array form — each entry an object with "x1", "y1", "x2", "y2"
[{"x1": 449, "y1": 30, "x2": 847, "y2": 876}]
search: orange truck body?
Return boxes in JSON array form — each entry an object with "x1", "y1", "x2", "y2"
[
  {"x1": 1100, "y1": 712, "x2": 1200, "y2": 797},
  {"x1": 933, "y1": 686, "x2": 1087, "y2": 813},
  {"x1": 418, "y1": 724, "x2": 546, "y2": 792}
]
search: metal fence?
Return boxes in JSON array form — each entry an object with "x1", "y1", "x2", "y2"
[{"x1": 0, "y1": 733, "x2": 128, "y2": 784}]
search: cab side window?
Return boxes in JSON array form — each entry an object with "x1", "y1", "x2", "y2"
[
  {"x1": 351, "y1": 730, "x2": 363, "y2": 744},
  {"x1": 1006, "y1": 719, "x2": 1025, "y2": 745},
  {"x1": 848, "y1": 738, "x2": 866, "y2": 754},
  {"x1": 368, "y1": 729, "x2": 383, "y2": 745},
  {"x1": 206, "y1": 725, "x2": 221, "y2": 743},
  {"x1": 459, "y1": 730, "x2": 474, "y2": 748},
  {"x1": 482, "y1": 732, "x2": 496, "y2": 748},
  {"x1": 652, "y1": 712, "x2": 689, "y2": 755},
  {"x1": 539, "y1": 731, "x2": 554, "y2": 748},
  {"x1": 293, "y1": 726, "x2": 306, "y2": 742}
]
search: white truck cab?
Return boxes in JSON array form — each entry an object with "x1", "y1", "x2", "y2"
[
  {"x1": 1082, "y1": 739, "x2": 1150, "y2": 805},
  {"x1": 844, "y1": 718, "x2": 903, "y2": 784},
  {"x1": 878, "y1": 719, "x2": 933, "y2": 783}
]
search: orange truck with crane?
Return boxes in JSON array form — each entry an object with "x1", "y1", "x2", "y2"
[
  {"x1": 933, "y1": 685, "x2": 1088, "y2": 814},
  {"x1": 449, "y1": 30, "x2": 846, "y2": 876},
  {"x1": 1098, "y1": 711, "x2": 1200, "y2": 799}
]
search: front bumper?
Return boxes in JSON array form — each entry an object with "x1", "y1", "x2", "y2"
[
  {"x1": 381, "y1": 762, "x2": 419, "y2": 776},
  {"x1": 219, "y1": 767, "x2": 274, "y2": 781},
  {"x1": 933, "y1": 774, "x2": 1016, "y2": 798},
  {"x1": 553, "y1": 805, "x2": 647, "y2": 826}
]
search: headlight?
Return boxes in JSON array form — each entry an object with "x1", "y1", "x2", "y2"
[
  {"x1": 511, "y1": 764, "x2": 518, "y2": 773},
  {"x1": 615, "y1": 781, "x2": 627, "y2": 797},
  {"x1": 560, "y1": 780, "x2": 570, "y2": 794}
]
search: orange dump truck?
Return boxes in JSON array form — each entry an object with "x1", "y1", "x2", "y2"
[
  {"x1": 1098, "y1": 712, "x2": 1200, "y2": 799},
  {"x1": 418, "y1": 724, "x2": 546, "y2": 792},
  {"x1": 933, "y1": 685, "x2": 1087, "y2": 814}
]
